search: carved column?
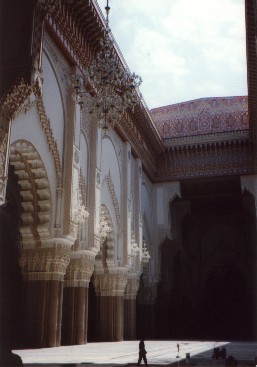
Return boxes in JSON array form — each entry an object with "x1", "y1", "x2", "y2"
[
  {"x1": 87, "y1": 117, "x2": 102, "y2": 254},
  {"x1": 124, "y1": 273, "x2": 140, "y2": 340},
  {"x1": 93, "y1": 267, "x2": 128, "y2": 341},
  {"x1": 19, "y1": 243, "x2": 71, "y2": 348},
  {"x1": 62, "y1": 250, "x2": 95, "y2": 345}
]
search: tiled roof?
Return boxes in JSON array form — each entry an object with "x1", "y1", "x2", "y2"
[{"x1": 150, "y1": 96, "x2": 248, "y2": 139}]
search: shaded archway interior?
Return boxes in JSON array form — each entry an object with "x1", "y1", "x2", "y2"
[
  {"x1": 0, "y1": 165, "x2": 23, "y2": 351},
  {"x1": 155, "y1": 176, "x2": 257, "y2": 341}
]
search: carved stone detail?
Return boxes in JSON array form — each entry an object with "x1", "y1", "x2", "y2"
[
  {"x1": 19, "y1": 242, "x2": 71, "y2": 281},
  {"x1": 37, "y1": 0, "x2": 61, "y2": 15},
  {"x1": 0, "y1": 79, "x2": 32, "y2": 124},
  {"x1": 64, "y1": 250, "x2": 95, "y2": 287},
  {"x1": 93, "y1": 267, "x2": 128, "y2": 296},
  {"x1": 34, "y1": 85, "x2": 62, "y2": 185},
  {"x1": 10, "y1": 140, "x2": 52, "y2": 248}
]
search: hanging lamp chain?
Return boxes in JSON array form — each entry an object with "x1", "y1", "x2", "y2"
[
  {"x1": 105, "y1": 0, "x2": 110, "y2": 29},
  {"x1": 70, "y1": 0, "x2": 142, "y2": 131}
]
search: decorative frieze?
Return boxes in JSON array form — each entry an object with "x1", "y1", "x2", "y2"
[
  {"x1": 156, "y1": 140, "x2": 253, "y2": 181},
  {"x1": 19, "y1": 243, "x2": 71, "y2": 281},
  {"x1": 37, "y1": 0, "x2": 61, "y2": 15},
  {"x1": 94, "y1": 267, "x2": 128, "y2": 296},
  {"x1": 64, "y1": 251, "x2": 95, "y2": 287}
]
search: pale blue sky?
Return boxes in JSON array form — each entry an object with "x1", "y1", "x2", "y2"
[{"x1": 96, "y1": 0, "x2": 247, "y2": 110}]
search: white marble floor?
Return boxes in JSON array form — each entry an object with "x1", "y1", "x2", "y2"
[{"x1": 13, "y1": 340, "x2": 257, "y2": 366}]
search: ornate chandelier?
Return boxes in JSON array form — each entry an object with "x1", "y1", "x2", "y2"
[
  {"x1": 98, "y1": 206, "x2": 111, "y2": 241},
  {"x1": 141, "y1": 240, "x2": 151, "y2": 265},
  {"x1": 71, "y1": 0, "x2": 142, "y2": 132},
  {"x1": 73, "y1": 201, "x2": 89, "y2": 225},
  {"x1": 128, "y1": 234, "x2": 140, "y2": 266}
]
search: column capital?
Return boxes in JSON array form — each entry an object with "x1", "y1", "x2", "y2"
[
  {"x1": 64, "y1": 250, "x2": 95, "y2": 287},
  {"x1": 19, "y1": 242, "x2": 71, "y2": 281},
  {"x1": 94, "y1": 267, "x2": 128, "y2": 296}
]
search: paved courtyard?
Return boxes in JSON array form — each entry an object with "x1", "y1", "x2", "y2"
[{"x1": 13, "y1": 340, "x2": 257, "y2": 366}]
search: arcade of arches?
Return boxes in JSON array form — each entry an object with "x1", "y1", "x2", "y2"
[{"x1": 0, "y1": 0, "x2": 257, "y2": 355}]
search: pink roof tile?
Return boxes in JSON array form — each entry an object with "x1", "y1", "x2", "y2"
[{"x1": 150, "y1": 96, "x2": 248, "y2": 139}]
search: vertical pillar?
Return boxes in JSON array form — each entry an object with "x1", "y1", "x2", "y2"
[
  {"x1": 124, "y1": 273, "x2": 140, "y2": 340},
  {"x1": 94, "y1": 268, "x2": 128, "y2": 341},
  {"x1": 134, "y1": 158, "x2": 143, "y2": 267},
  {"x1": 62, "y1": 251, "x2": 95, "y2": 345},
  {"x1": 122, "y1": 143, "x2": 132, "y2": 265},
  {"x1": 19, "y1": 244, "x2": 71, "y2": 348},
  {"x1": 87, "y1": 119, "x2": 102, "y2": 253}
]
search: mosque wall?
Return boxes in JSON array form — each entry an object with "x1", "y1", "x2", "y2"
[{"x1": 1, "y1": 0, "x2": 257, "y2": 350}]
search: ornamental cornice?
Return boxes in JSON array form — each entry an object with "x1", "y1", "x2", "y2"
[
  {"x1": 164, "y1": 129, "x2": 249, "y2": 149},
  {"x1": 64, "y1": 250, "x2": 95, "y2": 287},
  {"x1": 93, "y1": 267, "x2": 128, "y2": 296},
  {"x1": 45, "y1": 0, "x2": 104, "y2": 71},
  {"x1": 36, "y1": 0, "x2": 61, "y2": 16},
  {"x1": 156, "y1": 140, "x2": 254, "y2": 182},
  {"x1": 19, "y1": 242, "x2": 71, "y2": 281}
]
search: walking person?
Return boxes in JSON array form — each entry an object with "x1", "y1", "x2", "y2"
[
  {"x1": 176, "y1": 343, "x2": 180, "y2": 358},
  {"x1": 137, "y1": 339, "x2": 148, "y2": 366}
]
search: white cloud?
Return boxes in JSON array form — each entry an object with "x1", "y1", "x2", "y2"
[{"x1": 96, "y1": 0, "x2": 247, "y2": 109}]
